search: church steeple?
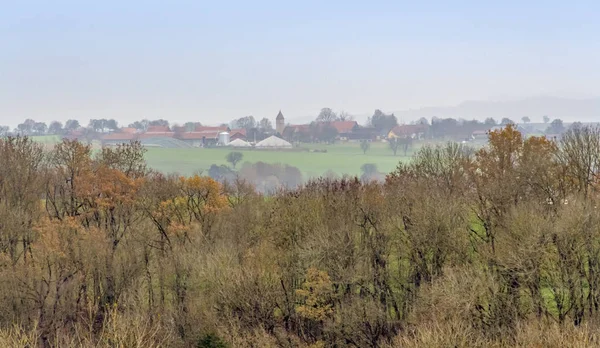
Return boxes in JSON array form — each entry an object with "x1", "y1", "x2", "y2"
[{"x1": 276, "y1": 110, "x2": 285, "y2": 135}]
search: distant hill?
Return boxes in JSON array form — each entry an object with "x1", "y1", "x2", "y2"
[{"x1": 393, "y1": 97, "x2": 600, "y2": 123}]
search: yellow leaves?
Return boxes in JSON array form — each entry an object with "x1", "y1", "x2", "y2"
[
  {"x1": 152, "y1": 176, "x2": 229, "y2": 236},
  {"x1": 295, "y1": 268, "x2": 334, "y2": 322},
  {"x1": 180, "y1": 175, "x2": 229, "y2": 214}
]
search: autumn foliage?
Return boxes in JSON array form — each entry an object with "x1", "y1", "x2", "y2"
[{"x1": 1, "y1": 127, "x2": 600, "y2": 347}]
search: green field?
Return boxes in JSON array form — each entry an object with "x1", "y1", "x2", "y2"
[
  {"x1": 28, "y1": 135, "x2": 479, "y2": 178},
  {"x1": 144, "y1": 142, "x2": 412, "y2": 177},
  {"x1": 30, "y1": 135, "x2": 61, "y2": 144}
]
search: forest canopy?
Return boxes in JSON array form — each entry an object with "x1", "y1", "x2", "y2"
[{"x1": 1, "y1": 125, "x2": 600, "y2": 347}]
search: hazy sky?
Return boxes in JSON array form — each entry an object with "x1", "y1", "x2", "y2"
[{"x1": 1, "y1": 0, "x2": 599, "y2": 127}]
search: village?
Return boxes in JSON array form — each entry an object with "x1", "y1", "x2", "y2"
[{"x1": 96, "y1": 110, "x2": 434, "y2": 149}]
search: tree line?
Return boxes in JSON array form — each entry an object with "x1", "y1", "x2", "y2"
[{"x1": 3, "y1": 111, "x2": 572, "y2": 144}]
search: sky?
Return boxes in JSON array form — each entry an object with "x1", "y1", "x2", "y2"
[{"x1": 1, "y1": 0, "x2": 599, "y2": 128}]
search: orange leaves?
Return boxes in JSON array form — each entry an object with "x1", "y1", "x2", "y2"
[
  {"x1": 471, "y1": 125, "x2": 562, "y2": 223},
  {"x1": 92, "y1": 166, "x2": 144, "y2": 210},
  {"x1": 523, "y1": 135, "x2": 557, "y2": 162},
  {"x1": 46, "y1": 139, "x2": 230, "y2": 244},
  {"x1": 474, "y1": 124, "x2": 558, "y2": 180},
  {"x1": 487, "y1": 124, "x2": 523, "y2": 154},
  {"x1": 47, "y1": 139, "x2": 147, "y2": 223},
  {"x1": 475, "y1": 124, "x2": 523, "y2": 177}
]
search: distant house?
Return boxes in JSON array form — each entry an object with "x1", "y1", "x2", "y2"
[
  {"x1": 174, "y1": 126, "x2": 230, "y2": 147},
  {"x1": 146, "y1": 125, "x2": 170, "y2": 133},
  {"x1": 68, "y1": 128, "x2": 86, "y2": 138},
  {"x1": 282, "y1": 124, "x2": 312, "y2": 143},
  {"x1": 120, "y1": 127, "x2": 138, "y2": 134},
  {"x1": 471, "y1": 130, "x2": 488, "y2": 140},
  {"x1": 100, "y1": 125, "x2": 177, "y2": 146},
  {"x1": 328, "y1": 121, "x2": 359, "y2": 140},
  {"x1": 101, "y1": 132, "x2": 138, "y2": 146},
  {"x1": 139, "y1": 125, "x2": 174, "y2": 139},
  {"x1": 388, "y1": 124, "x2": 429, "y2": 139},
  {"x1": 490, "y1": 126, "x2": 504, "y2": 132},
  {"x1": 347, "y1": 126, "x2": 379, "y2": 141},
  {"x1": 229, "y1": 128, "x2": 247, "y2": 141}
]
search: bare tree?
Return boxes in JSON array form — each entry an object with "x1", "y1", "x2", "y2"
[
  {"x1": 338, "y1": 111, "x2": 354, "y2": 122},
  {"x1": 316, "y1": 108, "x2": 339, "y2": 123},
  {"x1": 389, "y1": 138, "x2": 399, "y2": 156},
  {"x1": 360, "y1": 140, "x2": 370, "y2": 154},
  {"x1": 557, "y1": 125, "x2": 600, "y2": 197}
]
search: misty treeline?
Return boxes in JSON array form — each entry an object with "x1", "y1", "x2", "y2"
[
  {"x1": 4, "y1": 109, "x2": 567, "y2": 143},
  {"x1": 2, "y1": 124, "x2": 600, "y2": 347},
  {"x1": 209, "y1": 161, "x2": 303, "y2": 195}
]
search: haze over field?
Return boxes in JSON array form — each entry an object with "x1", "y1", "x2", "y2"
[{"x1": 2, "y1": 1, "x2": 599, "y2": 127}]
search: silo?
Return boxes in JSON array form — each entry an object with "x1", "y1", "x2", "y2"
[{"x1": 218, "y1": 132, "x2": 230, "y2": 146}]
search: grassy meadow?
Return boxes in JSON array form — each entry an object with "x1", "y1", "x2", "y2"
[
  {"x1": 143, "y1": 141, "x2": 412, "y2": 177},
  {"x1": 30, "y1": 135, "x2": 61, "y2": 143},
  {"x1": 27, "y1": 135, "x2": 482, "y2": 177}
]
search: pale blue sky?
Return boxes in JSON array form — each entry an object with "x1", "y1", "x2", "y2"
[{"x1": 1, "y1": 0, "x2": 599, "y2": 126}]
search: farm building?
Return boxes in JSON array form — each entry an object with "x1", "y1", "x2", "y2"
[
  {"x1": 100, "y1": 132, "x2": 137, "y2": 146},
  {"x1": 228, "y1": 138, "x2": 251, "y2": 147},
  {"x1": 282, "y1": 124, "x2": 312, "y2": 143},
  {"x1": 329, "y1": 121, "x2": 359, "y2": 140},
  {"x1": 346, "y1": 126, "x2": 379, "y2": 141},
  {"x1": 255, "y1": 135, "x2": 292, "y2": 149},
  {"x1": 472, "y1": 130, "x2": 488, "y2": 140},
  {"x1": 174, "y1": 126, "x2": 230, "y2": 147},
  {"x1": 229, "y1": 128, "x2": 247, "y2": 141},
  {"x1": 388, "y1": 124, "x2": 429, "y2": 139}
]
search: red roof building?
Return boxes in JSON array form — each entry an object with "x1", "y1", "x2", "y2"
[
  {"x1": 282, "y1": 124, "x2": 313, "y2": 142},
  {"x1": 194, "y1": 125, "x2": 229, "y2": 132},
  {"x1": 229, "y1": 128, "x2": 247, "y2": 141},
  {"x1": 101, "y1": 133, "x2": 138, "y2": 141},
  {"x1": 120, "y1": 127, "x2": 138, "y2": 134},
  {"x1": 329, "y1": 121, "x2": 358, "y2": 134},
  {"x1": 388, "y1": 124, "x2": 429, "y2": 139},
  {"x1": 173, "y1": 126, "x2": 231, "y2": 146},
  {"x1": 146, "y1": 125, "x2": 171, "y2": 133}
]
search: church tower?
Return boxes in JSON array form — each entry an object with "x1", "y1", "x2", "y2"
[{"x1": 276, "y1": 110, "x2": 285, "y2": 135}]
